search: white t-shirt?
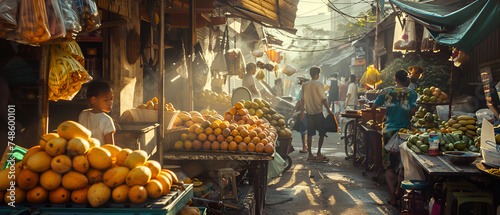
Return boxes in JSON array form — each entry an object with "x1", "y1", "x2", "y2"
[
  {"x1": 78, "y1": 109, "x2": 116, "y2": 144},
  {"x1": 346, "y1": 83, "x2": 358, "y2": 107},
  {"x1": 301, "y1": 80, "x2": 326, "y2": 115},
  {"x1": 242, "y1": 73, "x2": 261, "y2": 96}
]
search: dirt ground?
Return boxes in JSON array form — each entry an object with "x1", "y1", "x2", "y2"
[{"x1": 263, "y1": 132, "x2": 399, "y2": 215}]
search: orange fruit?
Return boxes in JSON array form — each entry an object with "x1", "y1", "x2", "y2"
[
  {"x1": 430, "y1": 86, "x2": 435, "y2": 92},
  {"x1": 243, "y1": 137, "x2": 251, "y2": 144},
  {"x1": 435, "y1": 88, "x2": 441, "y2": 94},
  {"x1": 220, "y1": 141, "x2": 229, "y2": 150},
  {"x1": 264, "y1": 144, "x2": 274, "y2": 153},
  {"x1": 238, "y1": 109, "x2": 248, "y2": 116},
  {"x1": 128, "y1": 185, "x2": 148, "y2": 204},
  {"x1": 184, "y1": 140, "x2": 192, "y2": 149},
  {"x1": 246, "y1": 118, "x2": 255, "y2": 125},
  {"x1": 238, "y1": 142, "x2": 247, "y2": 151},
  {"x1": 252, "y1": 137, "x2": 261, "y2": 144},
  {"x1": 231, "y1": 130, "x2": 239, "y2": 137},
  {"x1": 240, "y1": 129, "x2": 249, "y2": 137},
  {"x1": 203, "y1": 141, "x2": 212, "y2": 150},
  {"x1": 194, "y1": 127, "x2": 204, "y2": 134},
  {"x1": 256, "y1": 143, "x2": 265, "y2": 152},
  {"x1": 187, "y1": 133, "x2": 197, "y2": 141},
  {"x1": 247, "y1": 143, "x2": 256, "y2": 152},
  {"x1": 71, "y1": 185, "x2": 90, "y2": 204},
  {"x1": 214, "y1": 128, "x2": 222, "y2": 136},
  {"x1": 255, "y1": 119, "x2": 263, "y2": 125},
  {"x1": 27, "y1": 186, "x2": 48, "y2": 204},
  {"x1": 210, "y1": 122, "x2": 219, "y2": 129},
  {"x1": 208, "y1": 134, "x2": 217, "y2": 142},
  {"x1": 188, "y1": 124, "x2": 200, "y2": 133},
  {"x1": 18, "y1": 169, "x2": 39, "y2": 190},
  {"x1": 228, "y1": 141, "x2": 238, "y2": 151},
  {"x1": 242, "y1": 114, "x2": 250, "y2": 122},
  {"x1": 254, "y1": 128, "x2": 262, "y2": 134},
  {"x1": 261, "y1": 138, "x2": 269, "y2": 145},
  {"x1": 235, "y1": 102, "x2": 244, "y2": 109},
  {"x1": 211, "y1": 141, "x2": 220, "y2": 150},
  {"x1": 222, "y1": 128, "x2": 231, "y2": 137},
  {"x1": 205, "y1": 127, "x2": 213, "y2": 135},
  {"x1": 258, "y1": 132, "x2": 267, "y2": 140},
  {"x1": 198, "y1": 133, "x2": 207, "y2": 141},
  {"x1": 229, "y1": 107, "x2": 238, "y2": 115},
  {"x1": 226, "y1": 136, "x2": 234, "y2": 142},
  {"x1": 49, "y1": 186, "x2": 71, "y2": 204},
  {"x1": 220, "y1": 122, "x2": 229, "y2": 130},
  {"x1": 192, "y1": 140, "x2": 202, "y2": 149},
  {"x1": 234, "y1": 135, "x2": 243, "y2": 143},
  {"x1": 217, "y1": 135, "x2": 225, "y2": 142},
  {"x1": 228, "y1": 124, "x2": 236, "y2": 131},
  {"x1": 249, "y1": 131, "x2": 258, "y2": 139}
]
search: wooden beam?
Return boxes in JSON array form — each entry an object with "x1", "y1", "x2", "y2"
[
  {"x1": 100, "y1": 19, "x2": 128, "y2": 28},
  {"x1": 158, "y1": 0, "x2": 165, "y2": 166},
  {"x1": 38, "y1": 46, "x2": 49, "y2": 136},
  {"x1": 165, "y1": 8, "x2": 214, "y2": 14},
  {"x1": 275, "y1": 0, "x2": 281, "y2": 27},
  {"x1": 97, "y1": 0, "x2": 129, "y2": 17}
]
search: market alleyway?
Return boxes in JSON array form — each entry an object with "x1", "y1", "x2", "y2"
[{"x1": 264, "y1": 132, "x2": 399, "y2": 215}]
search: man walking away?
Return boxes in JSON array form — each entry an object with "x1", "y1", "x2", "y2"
[
  {"x1": 345, "y1": 74, "x2": 358, "y2": 110},
  {"x1": 300, "y1": 66, "x2": 334, "y2": 162},
  {"x1": 242, "y1": 62, "x2": 261, "y2": 97},
  {"x1": 328, "y1": 73, "x2": 339, "y2": 114}
]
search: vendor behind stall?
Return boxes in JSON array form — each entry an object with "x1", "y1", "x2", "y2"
[
  {"x1": 408, "y1": 66, "x2": 423, "y2": 91},
  {"x1": 371, "y1": 70, "x2": 417, "y2": 207}
]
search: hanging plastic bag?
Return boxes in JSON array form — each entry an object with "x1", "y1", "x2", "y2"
[
  {"x1": 74, "y1": 0, "x2": 101, "y2": 32},
  {"x1": 18, "y1": 0, "x2": 51, "y2": 43},
  {"x1": 59, "y1": 41, "x2": 85, "y2": 66},
  {"x1": 255, "y1": 69, "x2": 265, "y2": 81},
  {"x1": 225, "y1": 48, "x2": 245, "y2": 76},
  {"x1": 58, "y1": 0, "x2": 81, "y2": 40},
  {"x1": 0, "y1": 0, "x2": 20, "y2": 38},
  {"x1": 211, "y1": 27, "x2": 229, "y2": 75},
  {"x1": 394, "y1": 15, "x2": 416, "y2": 52},
  {"x1": 449, "y1": 48, "x2": 469, "y2": 67},
  {"x1": 393, "y1": 16, "x2": 404, "y2": 52},
  {"x1": 193, "y1": 43, "x2": 210, "y2": 90},
  {"x1": 49, "y1": 46, "x2": 92, "y2": 101},
  {"x1": 281, "y1": 64, "x2": 296, "y2": 77},
  {"x1": 360, "y1": 65, "x2": 382, "y2": 88},
  {"x1": 421, "y1": 28, "x2": 433, "y2": 52},
  {"x1": 265, "y1": 49, "x2": 280, "y2": 63},
  {"x1": 251, "y1": 40, "x2": 264, "y2": 58},
  {"x1": 46, "y1": 0, "x2": 66, "y2": 39}
]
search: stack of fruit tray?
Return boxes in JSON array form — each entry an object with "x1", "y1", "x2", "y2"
[{"x1": 27, "y1": 184, "x2": 193, "y2": 214}]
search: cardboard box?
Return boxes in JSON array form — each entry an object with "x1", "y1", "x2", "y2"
[{"x1": 480, "y1": 118, "x2": 500, "y2": 167}]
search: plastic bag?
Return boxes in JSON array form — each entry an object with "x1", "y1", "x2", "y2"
[
  {"x1": 74, "y1": 0, "x2": 101, "y2": 32},
  {"x1": 59, "y1": 41, "x2": 85, "y2": 66},
  {"x1": 49, "y1": 46, "x2": 92, "y2": 101},
  {"x1": 0, "y1": 0, "x2": 20, "y2": 38},
  {"x1": 18, "y1": 0, "x2": 51, "y2": 43},
  {"x1": 193, "y1": 43, "x2": 209, "y2": 90},
  {"x1": 384, "y1": 133, "x2": 407, "y2": 153},
  {"x1": 421, "y1": 28, "x2": 433, "y2": 52},
  {"x1": 46, "y1": 0, "x2": 66, "y2": 38},
  {"x1": 360, "y1": 65, "x2": 382, "y2": 87},
  {"x1": 392, "y1": 16, "x2": 404, "y2": 52},
  {"x1": 281, "y1": 64, "x2": 296, "y2": 77},
  {"x1": 255, "y1": 69, "x2": 265, "y2": 81},
  {"x1": 251, "y1": 40, "x2": 264, "y2": 58},
  {"x1": 225, "y1": 48, "x2": 245, "y2": 76},
  {"x1": 394, "y1": 16, "x2": 417, "y2": 52},
  {"x1": 59, "y1": 0, "x2": 81, "y2": 40}
]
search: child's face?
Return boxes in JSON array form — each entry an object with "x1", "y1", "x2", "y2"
[{"x1": 92, "y1": 91, "x2": 113, "y2": 113}]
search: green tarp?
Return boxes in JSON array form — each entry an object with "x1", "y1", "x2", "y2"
[{"x1": 391, "y1": 0, "x2": 500, "y2": 52}]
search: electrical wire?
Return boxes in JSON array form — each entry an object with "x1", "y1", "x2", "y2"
[{"x1": 267, "y1": 36, "x2": 364, "y2": 52}]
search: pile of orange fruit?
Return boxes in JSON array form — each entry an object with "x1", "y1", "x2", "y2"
[{"x1": 174, "y1": 102, "x2": 277, "y2": 153}]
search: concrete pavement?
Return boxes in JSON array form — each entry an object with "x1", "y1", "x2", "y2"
[{"x1": 264, "y1": 132, "x2": 399, "y2": 215}]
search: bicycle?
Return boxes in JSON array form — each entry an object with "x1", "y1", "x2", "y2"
[{"x1": 343, "y1": 120, "x2": 366, "y2": 159}]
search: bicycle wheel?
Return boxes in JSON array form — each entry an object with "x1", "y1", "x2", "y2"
[
  {"x1": 355, "y1": 124, "x2": 366, "y2": 157},
  {"x1": 344, "y1": 120, "x2": 355, "y2": 157}
]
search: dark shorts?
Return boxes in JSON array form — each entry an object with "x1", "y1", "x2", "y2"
[{"x1": 306, "y1": 113, "x2": 326, "y2": 137}]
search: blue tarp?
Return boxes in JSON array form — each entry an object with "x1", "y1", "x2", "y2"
[{"x1": 391, "y1": 0, "x2": 500, "y2": 52}]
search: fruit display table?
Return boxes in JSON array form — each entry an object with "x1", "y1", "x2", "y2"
[{"x1": 162, "y1": 152, "x2": 272, "y2": 215}]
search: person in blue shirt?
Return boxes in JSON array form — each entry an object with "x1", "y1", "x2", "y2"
[{"x1": 371, "y1": 70, "x2": 417, "y2": 207}]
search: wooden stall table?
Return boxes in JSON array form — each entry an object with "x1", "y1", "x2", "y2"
[
  {"x1": 401, "y1": 144, "x2": 481, "y2": 177},
  {"x1": 341, "y1": 111, "x2": 362, "y2": 165},
  {"x1": 163, "y1": 151, "x2": 273, "y2": 215},
  {"x1": 359, "y1": 124, "x2": 383, "y2": 172}
]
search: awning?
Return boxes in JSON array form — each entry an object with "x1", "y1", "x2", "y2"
[
  {"x1": 320, "y1": 50, "x2": 355, "y2": 67},
  {"x1": 391, "y1": 0, "x2": 500, "y2": 52},
  {"x1": 219, "y1": 0, "x2": 300, "y2": 33}
]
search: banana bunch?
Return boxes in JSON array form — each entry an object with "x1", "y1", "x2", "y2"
[
  {"x1": 19, "y1": 0, "x2": 51, "y2": 43},
  {"x1": 59, "y1": 41, "x2": 85, "y2": 66},
  {"x1": 48, "y1": 45, "x2": 91, "y2": 101},
  {"x1": 487, "y1": 168, "x2": 500, "y2": 175},
  {"x1": 443, "y1": 115, "x2": 478, "y2": 139}
]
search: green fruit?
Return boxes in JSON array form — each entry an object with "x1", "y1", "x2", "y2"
[
  {"x1": 424, "y1": 113, "x2": 434, "y2": 123},
  {"x1": 454, "y1": 141, "x2": 466, "y2": 151},
  {"x1": 407, "y1": 141, "x2": 413, "y2": 148},
  {"x1": 447, "y1": 143, "x2": 455, "y2": 151},
  {"x1": 423, "y1": 88, "x2": 432, "y2": 96},
  {"x1": 416, "y1": 141, "x2": 423, "y2": 148},
  {"x1": 420, "y1": 144, "x2": 429, "y2": 153}
]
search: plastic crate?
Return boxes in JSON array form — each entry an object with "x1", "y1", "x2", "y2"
[
  {"x1": 0, "y1": 206, "x2": 30, "y2": 215},
  {"x1": 35, "y1": 208, "x2": 168, "y2": 215}
]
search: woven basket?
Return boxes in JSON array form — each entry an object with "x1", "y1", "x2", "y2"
[
  {"x1": 163, "y1": 127, "x2": 189, "y2": 151},
  {"x1": 127, "y1": 110, "x2": 179, "y2": 130}
]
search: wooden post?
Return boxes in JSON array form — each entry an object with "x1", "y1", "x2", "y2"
[
  {"x1": 188, "y1": 0, "x2": 196, "y2": 111},
  {"x1": 158, "y1": 0, "x2": 165, "y2": 166},
  {"x1": 374, "y1": 0, "x2": 380, "y2": 70},
  {"x1": 38, "y1": 45, "x2": 50, "y2": 136}
]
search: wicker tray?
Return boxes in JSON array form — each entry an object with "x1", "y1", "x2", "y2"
[{"x1": 164, "y1": 127, "x2": 189, "y2": 151}]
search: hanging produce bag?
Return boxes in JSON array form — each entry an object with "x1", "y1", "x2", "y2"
[
  {"x1": 46, "y1": 0, "x2": 66, "y2": 39},
  {"x1": 0, "y1": 0, "x2": 20, "y2": 38},
  {"x1": 49, "y1": 46, "x2": 92, "y2": 101},
  {"x1": 251, "y1": 40, "x2": 264, "y2": 58},
  {"x1": 225, "y1": 48, "x2": 245, "y2": 76},
  {"x1": 281, "y1": 64, "x2": 296, "y2": 77},
  {"x1": 360, "y1": 65, "x2": 382, "y2": 87},
  {"x1": 266, "y1": 49, "x2": 281, "y2": 63},
  {"x1": 18, "y1": 0, "x2": 51, "y2": 43},
  {"x1": 193, "y1": 43, "x2": 210, "y2": 90},
  {"x1": 210, "y1": 26, "x2": 229, "y2": 74},
  {"x1": 73, "y1": 0, "x2": 101, "y2": 32},
  {"x1": 255, "y1": 68, "x2": 265, "y2": 81},
  {"x1": 58, "y1": 0, "x2": 81, "y2": 40},
  {"x1": 59, "y1": 41, "x2": 85, "y2": 66},
  {"x1": 394, "y1": 15, "x2": 417, "y2": 52},
  {"x1": 421, "y1": 28, "x2": 433, "y2": 52}
]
